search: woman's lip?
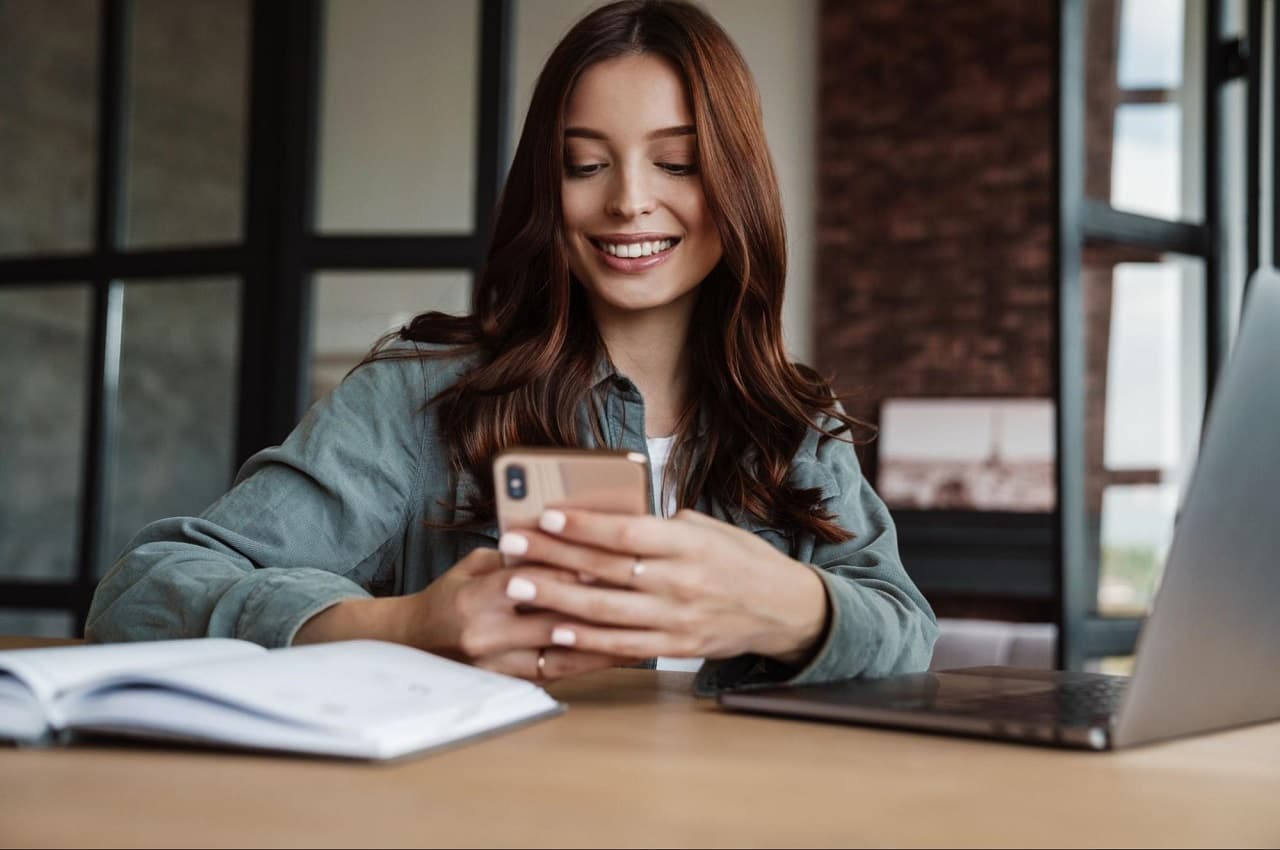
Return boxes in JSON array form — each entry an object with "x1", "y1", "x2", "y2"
[
  {"x1": 590, "y1": 239, "x2": 677, "y2": 273},
  {"x1": 589, "y1": 233, "x2": 680, "y2": 243}
]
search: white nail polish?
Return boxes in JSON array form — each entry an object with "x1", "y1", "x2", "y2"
[
  {"x1": 539, "y1": 509, "x2": 567, "y2": 534},
  {"x1": 498, "y1": 532, "x2": 529, "y2": 556},
  {"x1": 551, "y1": 627, "x2": 577, "y2": 646},
  {"x1": 506, "y1": 576, "x2": 537, "y2": 601}
]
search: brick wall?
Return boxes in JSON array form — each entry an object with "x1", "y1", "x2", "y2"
[{"x1": 815, "y1": 0, "x2": 1056, "y2": 476}]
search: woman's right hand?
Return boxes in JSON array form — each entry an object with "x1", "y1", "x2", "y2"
[{"x1": 295, "y1": 547, "x2": 628, "y2": 682}]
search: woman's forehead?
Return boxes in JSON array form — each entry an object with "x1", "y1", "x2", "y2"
[{"x1": 564, "y1": 54, "x2": 694, "y2": 138}]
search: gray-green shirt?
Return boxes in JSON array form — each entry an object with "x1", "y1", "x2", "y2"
[{"x1": 86, "y1": 342, "x2": 937, "y2": 695}]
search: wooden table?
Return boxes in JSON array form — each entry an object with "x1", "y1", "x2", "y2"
[{"x1": 2, "y1": 636, "x2": 1278, "y2": 848}]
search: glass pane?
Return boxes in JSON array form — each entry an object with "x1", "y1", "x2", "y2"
[
  {"x1": 1103, "y1": 263, "x2": 1194, "y2": 469},
  {"x1": 316, "y1": 0, "x2": 479, "y2": 233},
  {"x1": 0, "y1": 286, "x2": 91, "y2": 582},
  {"x1": 104, "y1": 278, "x2": 242, "y2": 572},
  {"x1": 0, "y1": 1, "x2": 98, "y2": 256},
  {"x1": 1116, "y1": 0, "x2": 1184, "y2": 88},
  {"x1": 124, "y1": 0, "x2": 249, "y2": 248},
  {"x1": 1221, "y1": 0, "x2": 1246, "y2": 37},
  {"x1": 1085, "y1": 0, "x2": 1204, "y2": 222},
  {"x1": 1220, "y1": 77, "x2": 1248, "y2": 349},
  {"x1": 1098, "y1": 483, "x2": 1179, "y2": 612},
  {"x1": 1216, "y1": 0, "x2": 1249, "y2": 350},
  {"x1": 310, "y1": 270, "x2": 471, "y2": 401},
  {"x1": 0, "y1": 609, "x2": 77, "y2": 639},
  {"x1": 1082, "y1": 251, "x2": 1206, "y2": 616},
  {"x1": 1111, "y1": 103, "x2": 1182, "y2": 220}
]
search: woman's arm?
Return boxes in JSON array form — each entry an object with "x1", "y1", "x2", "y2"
[
  {"x1": 479, "y1": 422, "x2": 938, "y2": 694},
  {"x1": 692, "y1": 430, "x2": 938, "y2": 693},
  {"x1": 85, "y1": 347, "x2": 431, "y2": 647}
]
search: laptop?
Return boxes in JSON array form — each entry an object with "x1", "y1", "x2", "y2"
[{"x1": 720, "y1": 267, "x2": 1280, "y2": 750}]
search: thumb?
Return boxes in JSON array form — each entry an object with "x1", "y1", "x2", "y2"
[{"x1": 457, "y1": 546, "x2": 505, "y2": 577}]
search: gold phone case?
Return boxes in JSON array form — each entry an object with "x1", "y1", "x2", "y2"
[{"x1": 493, "y1": 448, "x2": 651, "y2": 566}]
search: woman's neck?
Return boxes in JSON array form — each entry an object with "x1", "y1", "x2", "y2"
[{"x1": 591, "y1": 294, "x2": 695, "y2": 438}]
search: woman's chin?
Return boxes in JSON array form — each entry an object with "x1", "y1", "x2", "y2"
[
  {"x1": 577, "y1": 274, "x2": 699, "y2": 317},
  {"x1": 590, "y1": 289, "x2": 690, "y2": 316}
]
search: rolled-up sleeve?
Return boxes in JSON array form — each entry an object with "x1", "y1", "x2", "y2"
[
  {"x1": 696, "y1": 425, "x2": 938, "y2": 695},
  {"x1": 86, "y1": 348, "x2": 429, "y2": 648}
]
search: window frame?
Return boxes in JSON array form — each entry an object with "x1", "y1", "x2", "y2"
[
  {"x1": 1056, "y1": 0, "x2": 1273, "y2": 667},
  {"x1": 0, "y1": 0, "x2": 515, "y2": 634}
]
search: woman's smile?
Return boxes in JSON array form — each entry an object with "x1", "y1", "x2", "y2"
[{"x1": 588, "y1": 233, "x2": 683, "y2": 273}]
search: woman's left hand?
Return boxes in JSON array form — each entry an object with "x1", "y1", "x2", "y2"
[{"x1": 497, "y1": 508, "x2": 830, "y2": 666}]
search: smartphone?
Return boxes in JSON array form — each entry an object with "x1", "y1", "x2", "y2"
[{"x1": 493, "y1": 447, "x2": 651, "y2": 567}]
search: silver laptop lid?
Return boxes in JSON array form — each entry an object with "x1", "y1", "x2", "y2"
[{"x1": 1113, "y1": 268, "x2": 1280, "y2": 748}]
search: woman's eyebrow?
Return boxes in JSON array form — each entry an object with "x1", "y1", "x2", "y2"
[{"x1": 564, "y1": 125, "x2": 695, "y2": 141}]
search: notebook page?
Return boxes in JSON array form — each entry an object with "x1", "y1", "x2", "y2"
[
  {"x1": 0, "y1": 676, "x2": 50, "y2": 741},
  {"x1": 84, "y1": 640, "x2": 553, "y2": 736},
  {"x1": 0, "y1": 639, "x2": 263, "y2": 706},
  {"x1": 67, "y1": 687, "x2": 381, "y2": 759},
  {"x1": 368, "y1": 685, "x2": 562, "y2": 759},
  {"x1": 70, "y1": 678, "x2": 560, "y2": 760}
]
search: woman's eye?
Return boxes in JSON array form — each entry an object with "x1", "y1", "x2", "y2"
[
  {"x1": 658, "y1": 162, "x2": 698, "y2": 176},
  {"x1": 565, "y1": 162, "x2": 697, "y2": 178}
]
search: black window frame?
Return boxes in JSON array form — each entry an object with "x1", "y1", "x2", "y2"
[
  {"x1": 1055, "y1": 0, "x2": 1275, "y2": 668},
  {"x1": 0, "y1": 0, "x2": 514, "y2": 634}
]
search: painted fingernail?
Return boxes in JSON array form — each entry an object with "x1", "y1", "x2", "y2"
[
  {"x1": 498, "y1": 532, "x2": 529, "y2": 556},
  {"x1": 539, "y1": 510, "x2": 567, "y2": 534},
  {"x1": 551, "y1": 627, "x2": 577, "y2": 646},
  {"x1": 505, "y1": 576, "x2": 537, "y2": 601}
]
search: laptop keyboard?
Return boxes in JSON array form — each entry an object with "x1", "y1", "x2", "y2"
[{"x1": 940, "y1": 677, "x2": 1129, "y2": 725}]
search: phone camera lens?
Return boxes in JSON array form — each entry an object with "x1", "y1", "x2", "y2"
[{"x1": 506, "y1": 464, "x2": 526, "y2": 500}]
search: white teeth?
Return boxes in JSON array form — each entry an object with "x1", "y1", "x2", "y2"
[{"x1": 597, "y1": 239, "x2": 674, "y2": 258}]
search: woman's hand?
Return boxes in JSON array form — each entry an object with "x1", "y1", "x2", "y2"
[
  {"x1": 294, "y1": 547, "x2": 629, "y2": 682},
  {"x1": 496, "y1": 508, "x2": 830, "y2": 666}
]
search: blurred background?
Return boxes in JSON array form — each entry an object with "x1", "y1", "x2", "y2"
[{"x1": 0, "y1": 0, "x2": 1275, "y2": 673}]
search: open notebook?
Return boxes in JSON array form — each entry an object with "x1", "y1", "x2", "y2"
[{"x1": 0, "y1": 639, "x2": 563, "y2": 761}]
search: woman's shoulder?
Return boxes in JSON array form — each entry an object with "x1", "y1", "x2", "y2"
[
  {"x1": 787, "y1": 407, "x2": 868, "y2": 498},
  {"x1": 792, "y1": 407, "x2": 860, "y2": 458},
  {"x1": 348, "y1": 338, "x2": 485, "y2": 406}
]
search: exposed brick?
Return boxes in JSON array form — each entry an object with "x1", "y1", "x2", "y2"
[{"x1": 816, "y1": 0, "x2": 1057, "y2": 482}]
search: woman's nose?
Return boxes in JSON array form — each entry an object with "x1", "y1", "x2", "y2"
[{"x1": 605, "y1": 166, "x2": 655, "y2": 218}]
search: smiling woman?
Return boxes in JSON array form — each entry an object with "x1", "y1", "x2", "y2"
[
  {"x1": 86, "y1": 0, "x2": 938, "y2": 695},
  {"x1": 561, "y1": 55, "x2": 722, "y2": 316}
]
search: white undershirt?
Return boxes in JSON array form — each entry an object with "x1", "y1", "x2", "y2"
[{"x1": 647, "y1": 436, "x2": 704, "y2": 674}]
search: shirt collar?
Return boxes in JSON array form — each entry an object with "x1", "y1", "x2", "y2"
[{"x1": 591, "y1": 354, "x2": 637, "y2": 394}]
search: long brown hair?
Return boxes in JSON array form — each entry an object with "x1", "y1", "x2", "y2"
[{"x1": 366, "y1": 0, "x2": 867, "y2": 542}]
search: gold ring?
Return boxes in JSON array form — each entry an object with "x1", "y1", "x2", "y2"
[{"x1": 536, "y1": 648, "x2": 547, "y2": 680}]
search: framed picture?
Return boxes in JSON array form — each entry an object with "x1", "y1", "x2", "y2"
[{"x1": 876, "y1": 398, "x2": 1055, "y2": 512}]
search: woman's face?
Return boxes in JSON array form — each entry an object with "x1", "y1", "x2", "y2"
[{"x1": 561, "y1": 53, "x2": 723, "y2": 316}]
